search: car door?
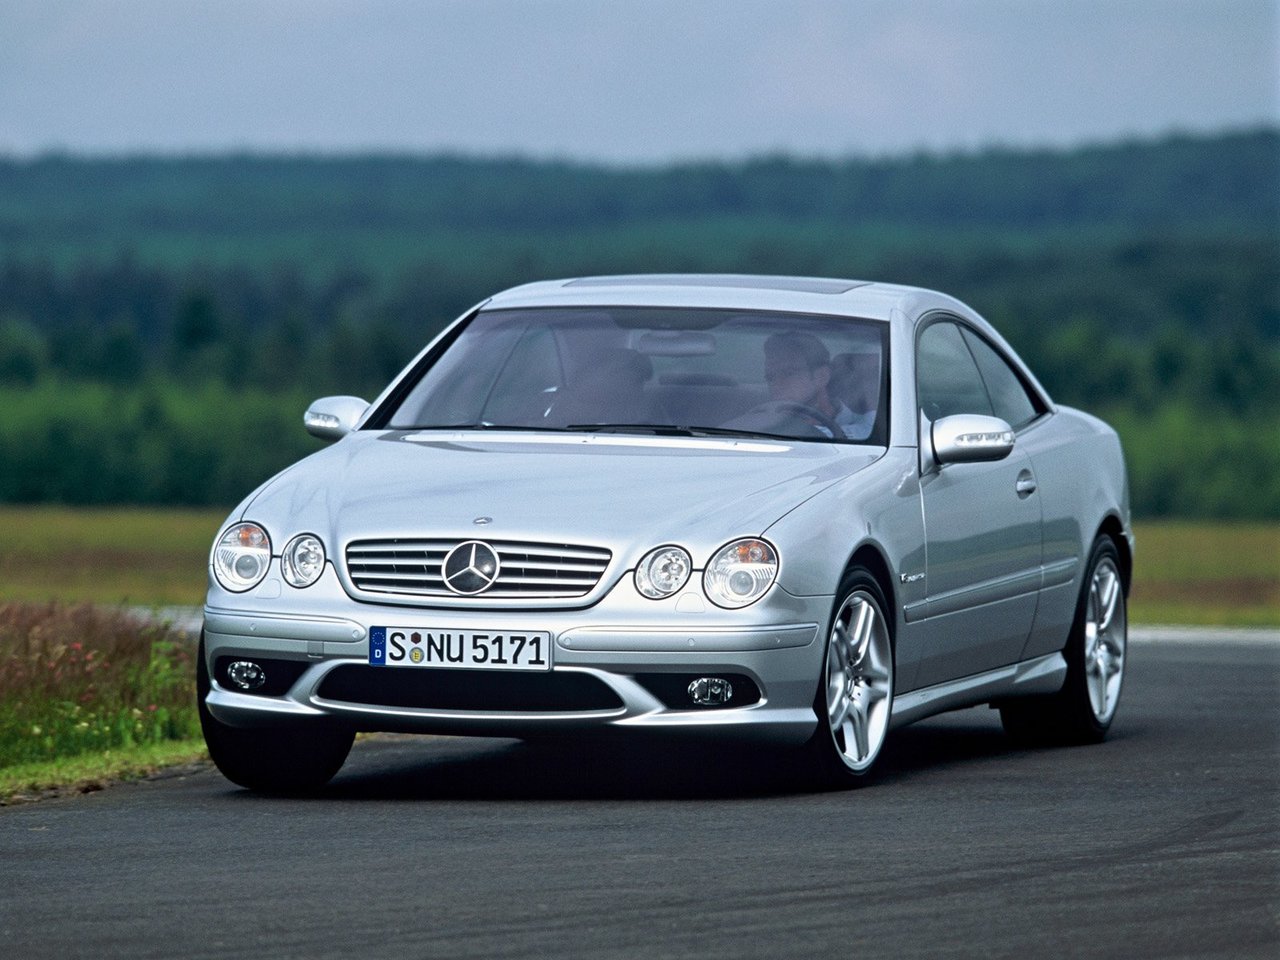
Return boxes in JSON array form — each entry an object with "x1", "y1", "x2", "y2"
[{"x1": 910, "y1": 319, "x2": 1043, "y2": 689}]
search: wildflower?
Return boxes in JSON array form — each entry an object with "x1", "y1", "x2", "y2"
[
  {"x1": 148, "y1": 704, "x2": 158, "y2": 712},
  {"x1": 31, "y1": 725, "x2": 42, "y2": 736}
]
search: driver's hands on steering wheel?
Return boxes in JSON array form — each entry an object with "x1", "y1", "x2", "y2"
[{"x1": 740, "y1": 400, "x2": 843, "y2": 438}]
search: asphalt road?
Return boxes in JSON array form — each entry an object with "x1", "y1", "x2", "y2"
[{"x1": 2, "y1": 633, "x2": 1277, "y2": 960}]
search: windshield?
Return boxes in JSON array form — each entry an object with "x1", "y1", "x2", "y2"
[{"x1": 381, "y1": 306, "x2": 889, "y2": 444}]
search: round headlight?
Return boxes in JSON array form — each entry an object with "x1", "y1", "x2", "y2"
[
  {"x1": 703, "y1": 538, "x2": 779, "y2": 609},
  {"x1": 281, "y1": 534, "x2": 326, "y2": 588},
  {"x1": 212, "y1": 522, "x2": 272, "y2": 592},
  {"x1": 635, "y1": 545, "x2": 692, "y2": 599}
]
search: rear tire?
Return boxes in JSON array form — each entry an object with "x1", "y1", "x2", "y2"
[
  {"x1": 197, "y1": 635, "x2": 354, "y2": 792},
  {"x1": 803, "y1": 568, "x2": 894, "y2": 788},
  {"x1": 1000, "y1": 536, "x2": 1127, "y2": 746}
]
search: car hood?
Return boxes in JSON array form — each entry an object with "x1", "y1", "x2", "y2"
[{"x1": 242, "y1": 430, "x2": 882, "y2": 563}]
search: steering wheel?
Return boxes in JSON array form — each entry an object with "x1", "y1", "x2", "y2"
[{"x1": 741, "y1": 400, "x2": 843, "y2": 438}]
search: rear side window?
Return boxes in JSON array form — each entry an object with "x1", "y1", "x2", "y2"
[
  {"x1": 960, "y1": 328, "x2": 1043, "y2": 429},
  {"x1": 916, "y1": 322, "x2": 992, "y2": 420}
]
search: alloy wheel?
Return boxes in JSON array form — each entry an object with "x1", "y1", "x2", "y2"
[
  {"x1": 1083, "y1": 556, "x2": 1126, "y2": 724},
  {"x1": 825, "y1": 590, "x2": 893, "y2": 772}
]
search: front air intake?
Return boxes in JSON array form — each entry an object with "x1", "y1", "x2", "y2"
[{"x1": 316, "y1": 665, "x2": 624, "y2": 713}]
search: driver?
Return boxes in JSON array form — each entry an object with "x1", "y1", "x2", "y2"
[{"x1": 763, "y1": 331, "x2": 873, "y2": 439}]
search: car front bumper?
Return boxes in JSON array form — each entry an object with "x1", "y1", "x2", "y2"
[{"x1": 202, "y1": 568, "x2": 830, "y2": 746}]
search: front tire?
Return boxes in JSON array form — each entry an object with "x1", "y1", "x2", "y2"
[
  {"x1": 804, "y1": 569, "x2": 895, "y2": 787},
  {"x1": 1000, "y1": 536, "x2": 1127, "y2": 745},
  {"x1": 197, "y1": 635, "x2": 354, "y2": 792}
]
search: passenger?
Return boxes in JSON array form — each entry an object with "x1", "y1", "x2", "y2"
[{"x1": 763, "y1": 331, "x2": 874, "y2": 439}]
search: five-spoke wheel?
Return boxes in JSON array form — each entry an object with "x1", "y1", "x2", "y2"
[
  {"x1": 1083, "y1": 553, "x2": 1126, "y2": 726},
  {"x1": 1000, "y1": 536, "x2": 1128, "y2": 745},
  {"x1": 808, "y1": 569, "x2": 894, "y2": 785}
]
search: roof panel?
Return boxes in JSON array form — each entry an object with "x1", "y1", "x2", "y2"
[{"x1": 563, "y1": 274, "x2": 869, "y2": 295}]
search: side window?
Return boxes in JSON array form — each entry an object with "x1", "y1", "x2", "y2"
[
  {"x1": 960, "y1": 329, "x2": 1042, "y2": 429},
  {"x1": 917, "y1": 322, "x2": 992, "y2": 421}
]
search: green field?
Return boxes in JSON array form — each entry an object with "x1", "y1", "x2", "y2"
[
  {"x1": 1, "y1": 507, "x2": 1275, "y2": 625},
  {"x1": 1125, "y1": 523, "x2": 1280, "y2": 627},
  {"x1": 0, "y1": 506, "x2": 224, "y2": 607}
]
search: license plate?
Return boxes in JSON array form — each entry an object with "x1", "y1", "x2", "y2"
[{"x1": 369, "y1": 627, "x2": 552, "y2": 671}]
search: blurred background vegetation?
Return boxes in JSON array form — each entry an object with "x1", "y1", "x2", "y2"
[{"x1": 0, "y1": 128, "x2": 1276, "y2": 518}]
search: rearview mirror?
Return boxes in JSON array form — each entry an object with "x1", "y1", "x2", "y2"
[
  {"x1": 931, "y1": 414, "x2": 1015, "y2": 465},
  {"x1": 304, "y1": 396, "x2": 370, "y2": 441}
]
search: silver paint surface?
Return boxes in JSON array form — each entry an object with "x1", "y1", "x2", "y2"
[{"x1": 204, "y1": 275, "x2": 1131, "y2": 742}]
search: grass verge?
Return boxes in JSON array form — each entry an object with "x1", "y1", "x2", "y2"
[
  {"x1": 0, "y1": 602, "x2": 202, "y2": 803},
  {"x1": 0, "y1": 740, "x2": 208, "y2": 806}
]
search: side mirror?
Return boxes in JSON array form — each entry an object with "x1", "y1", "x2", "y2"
[
  {"x1": 304, "y1": 396, "x2": 370, "y2": 442},
  {"x1": 931, "y1": 414, "x2": 1015, "y2": 465}
]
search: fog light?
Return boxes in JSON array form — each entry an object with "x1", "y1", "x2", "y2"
[
  {"x1": 226, "y1": 660, "x2": 266, "y2": 691},
  {"x1": 688, "y1": 677, "x2": 733, "y2": 706}
]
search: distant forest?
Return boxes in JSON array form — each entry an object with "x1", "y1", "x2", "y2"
[{"x1": 0, "y1": 128, "x2": 1276, "y2": 517}]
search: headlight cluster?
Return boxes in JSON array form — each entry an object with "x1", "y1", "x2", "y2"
[
  {"x1": 212, "y1": 523, "x2": 272, "y2": 592},
  {"x1": 212, "y1": 523, "x2": 327, "y2": 592},
  {"x1": 633, "y1": 537, "x2": 779, "y2": 608},
  {"x1": 635, "y1": 546, "x2": 692, "y2": 599},
  {"x1": 281, "y1": 534, "x2": 326, "y2": 588}
]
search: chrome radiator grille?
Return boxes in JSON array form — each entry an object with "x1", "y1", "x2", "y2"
[{"x1": 345, "y1": 539, "x2": 612, "y2": 599}]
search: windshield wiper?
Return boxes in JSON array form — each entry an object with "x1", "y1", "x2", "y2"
[
  {"x1": 402, "y1": 422, "x2": 806, "y2": 443},
  {"x1": 398, "y1": 423, "x2": 549, "y2": 431},
  {"x1": 565, "y1": 423, "x2": 694, "y2": 435},
  {"x1": 565, "y1": 423, "x2": 799, "y2": 442}
]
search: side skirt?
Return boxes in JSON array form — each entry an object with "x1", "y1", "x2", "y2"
[{"x1": 889, "y1": 652, "x2": 1066, "y2": 730}]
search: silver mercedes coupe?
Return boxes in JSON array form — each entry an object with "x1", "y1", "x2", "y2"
[{"x1": 200, "y1": 274, "x2": 1132, "y2": 791}]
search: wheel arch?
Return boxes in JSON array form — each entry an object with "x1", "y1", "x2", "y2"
[
  {"x1": 1096, "y1": 513, "x2": 1133, "y2": 597},
  {"x1": 842, "y1": 541, "x2": 899, "y2": 645}
]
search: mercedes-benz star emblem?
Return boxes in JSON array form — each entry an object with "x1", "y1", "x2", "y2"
[{"x1": 441, "y1": 540, "x2": 501, "y2": 595}]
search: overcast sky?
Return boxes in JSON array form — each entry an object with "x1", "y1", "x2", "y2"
[{"x1": 1, "y1": 0, "x2": 1276, "y2": 162}]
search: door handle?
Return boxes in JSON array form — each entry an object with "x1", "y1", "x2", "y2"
[{"x1": 1015, "y1": 471, "x2": 1037, "y2": 497}]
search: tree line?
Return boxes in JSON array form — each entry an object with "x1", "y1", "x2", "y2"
[
  {"x1": 0, "y1": 129, "x2": 1276, "y2": 517},
  {"x1": 4, "y1": 129, "x2": 1274, "y2": 236}
]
